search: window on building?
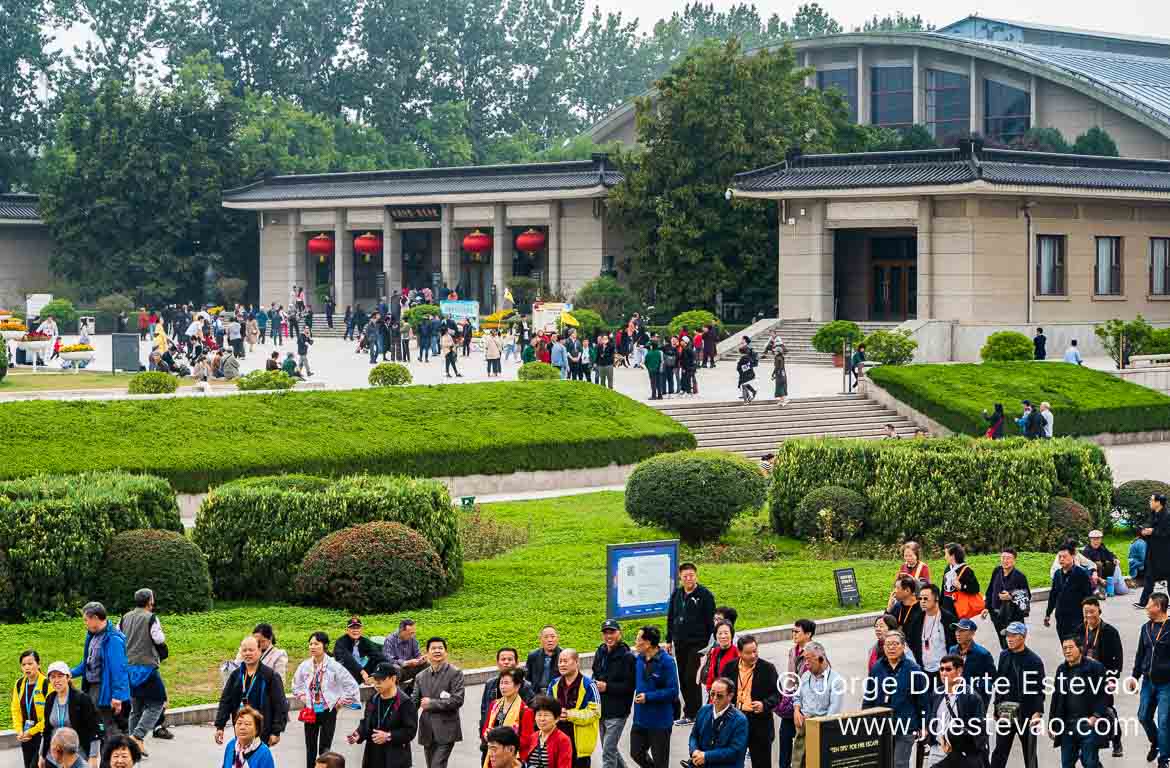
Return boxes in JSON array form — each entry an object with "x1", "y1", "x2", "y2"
[
  {"x1": 817, "y1": 69, "x2": 858, "y2": 122},
  {"x1": 1152, "y1": 238, "x2": 1170, "y2": 295},
  {"x1": 925, "y1": 70, "x2": 969, "y2": 142},
  {"x1": 984, "y1": 80, "x2": 1030, "y2": 144},
  {"x1": 1095, "y1": 236, "x2": 1123, "y2": 296},
  {"x1": 1036, "y1": 235, "x2": 1066, "y2": 296},
  {"x1": 871, "y1": 67, "x2": 913, "y2": 128}
]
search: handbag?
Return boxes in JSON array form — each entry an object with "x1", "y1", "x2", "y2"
[
  {"x1": 774, "y1": 693, "x2": 794, "y2": 718},
  {"x1": 298, "y1": 706, "x2": 317, "y2": 724},
  {"x1": 952, "y1": 566, "x2": 986, "y2": 619}
]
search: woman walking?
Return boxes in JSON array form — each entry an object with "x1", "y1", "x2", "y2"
[
  {"x1": 292, "y1": 632, "x2": 360, "y2": 768},
  {"x1": 12, "y1": 649, "x2": 48, "y2": 768},
  {"x1": 983, "y1": 403, "x2": 1006, "y2": 438},
  {"x1": 941, "y1": 543, "x2": 982, "y2": 618},
  {"x1": 771, "y1": 341, "x2": 788, "y2": 404},
  {"x1": 245, "y1": 315, "x2": 259, "y2": 355},
  {"x1": 40, "y1": 660, "x2": 101, "y2": 767},
  {"x1": 479, "y1": 668, "x2": 536, "y2": 767},
  {"x1": 484, "y1": 330, "x2": 502, "y2": 377}
]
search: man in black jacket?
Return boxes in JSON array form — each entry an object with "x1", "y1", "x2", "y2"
[
  {"x1": 1075, "y1": 597, "x2": 1124, "y2": 757},
  {"x1": 720, "y1": 634, "x2": 778, "y2": 768},
  {"x1": 924, "y1": 653, "x2": 988, "y2": 768},
  {"x1": 1139, "y1": 494, "x2": 1170, "y2": 608},
  {"x1": 214, "y1": 636, "x2": 288, "y2": 748},
  {"x1": 592, "y1": 620, "x2": 636, "y2": 768},
  {"x1": 983, "y1": 548, "x2": 1031, "y2": 650},
  {"x1": 334, "y1": 616, "x2": 388, "y2": 684},
  {"x1": 1046, "y1": 543, "x2": 1094, "y2": 639},
  {"x1": 666, "y1": 562, "x2": 716, "y2": 724},
  {"x1": 1049, "y1": 636, "x2": 1108, "y2": 768},
  {"x1": 1129, "y1": 593, "x2": 1170, "y2": 767},
  {"x1": 525, "y1": 626, "x2": 562, "y2": 693},
  {"x1": 595, "y1": 334, "x2": 615, "y2": 388},
  {"x1": 990, "y1": 622, "x2": 1045, "y2": 768},
  {"x1": 1082, "y1": 532, "x2": 1120, "y2": 587},
  {"x1": 891, "y1": 575, "x2": 924, "y2": 661}
]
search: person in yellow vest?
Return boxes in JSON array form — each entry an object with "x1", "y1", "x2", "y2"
[
  {"x1": 12, "y1": 649, "x2": 49, "y2": 768},
  {"x1": 547, "y1": 649, "x2": 600, "y2": 768}
]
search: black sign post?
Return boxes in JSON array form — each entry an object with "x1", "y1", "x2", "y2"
[
  {"x1": 111, "y1": 333, "x2": 141, "y2": 373},
  {"x1": 833, "y1": 567, "x2": 861, "y2": 608},
  {"x1": 806, "y1": 709, "x2": 893, "y2": 768}
]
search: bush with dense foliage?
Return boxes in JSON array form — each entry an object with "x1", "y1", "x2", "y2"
[
  {"x1": 1045, "y1": 497, "x2": 1092, "y2": 550},
  {"x1": 99, "y1": 529, "x2": 213, "y2": 614},
  {"x1": 862, "y1": 329, "x2": 917, "y2": 366},
  {"x1": 565, "y1": 308, "x2": 608, "y2": 340},
  {"x1": 368, "y1": 362, "x2": 412, "y2": 386},
  {"x1": 626, "y1": 450, "x2": 766, "y2": 544},
  {"x1": 811, "y1": 320, "x2": 862, "y2": 354},
  {"x1": 0, "y1": 382, "x2": 694, "y2": 492},
  {"x1": 38, "y1": 298, "x2": 78, "y2": 325},
  {"x1": 236, "y1": 370, "x2": 296, "y2": 390},
  {"x1": 404, "y1": 304, "x2": 442, "y2": 329},
  {"x1": 193, "y1": 474, "x2": 460, "y2": 599},
  {"x1": 0, "y1": 342, "x2": 8, "y2": 381},
  {"x1": 518, "y1": 361, "x2": 562, "y2": 381},
  {"x1": 868, "y1": 362, "x2": 1170, "y2": 437},
  {"x1": 573, "y1": 276, "x2": 641, "y2": 326},
  {"x1": 294, "y1": 522, "x2": 447, "y2": 612},
  {"x1": 505, "y1": 276, "x2": 541, "y2": 314},
  {"x1": 0, "y1": 551, "x2": 14, "y2": 618},
  {"x1": 95, "y1": 293, "x2": 135, "y2": 317},
  {"x1": 980, "y1": 331, "x2": 1034, "y2": 362},
  {"x1": 128, "y1": 371, "x2": 178, "y2": 394},
  {"x1": 769, "y1": 437, "x2": 1112, "y2": 552},
  {"x1": 794, "y1": 486, "x2": 869, "y2": 540},
  {"x1": 667, "y1": 310, "x2": 721, "y2": 338},
  {"x1": 1114, "y1": 480, "x2": 1170, "y2": 529},
  {"x1": 1095, "y1": 316, "x2": 1163, "y2": 367},
  {"x1": 0, "y1": 472, "x2": 182, "y2": 532}
]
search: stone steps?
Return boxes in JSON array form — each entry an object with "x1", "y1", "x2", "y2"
[{"x1": 720, "y1": 320, "x2": 900, "y2": 365}]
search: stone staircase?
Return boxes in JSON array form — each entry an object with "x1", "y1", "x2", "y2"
[
  {"x1": 652, "y1": 394, "x2": 919, "y2": 457},
  {"x1": 721, "y1": 320, "x2": 900, "y2": 366}
]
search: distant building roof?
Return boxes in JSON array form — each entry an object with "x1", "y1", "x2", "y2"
[
  {"x1": 732, "y1": 142, "x2": 1170, "y2": 196},
  {"x1": 223, "y1": 155, "x2": 622, "y2": 209},
  {"x1": 937, "y1": 15, "x2": 1170, "y2": 56},
  {"x1": 0, "y1": 194, "x2": 40, "y2": 222}
]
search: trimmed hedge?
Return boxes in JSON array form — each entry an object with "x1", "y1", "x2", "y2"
[
  {"x1": 794, "y1": 486, "x2": 868, "y2": 540},
  {"x1": 0, "y1": 382, "x2": 695, "y2": 492},
  {"x1": 0, "y1": 472, "x2": 182, "y2": 533},
  {"x1": 99, "y1": 529, "x2": 213, "y2": 614},
  {"x1": 862, "y1": 329, "x2": 917, "y2": 366},
  {"x1": 667, "y1": 310, "x2": 721, "y2": 338},
  {"x1": 868, "y1": 362, "x2": 1170, "y2": 437},
  {"x1": 369, "y1": 362, "x2": 412, "y2": 386},
  {"x1": 128, "y1": 371, "x2": 178, "y2": 394},
  {"x1": 237, "y1": 370, "x2": 296, "y2": 390},
  {"x1": 626, "y1": 450, "x2": 766, "y2": 544},
  {"x1": 980, "y1": 331, "x2": 1034, "y2": 362},
  {"x1": 193, "y1": 474, "x2": 460, "y2": 600},
  {"x1": 404, "y1": 304, "x2": 442, "y2": 329},
  {"x1": 770, "y1": 437, "x2": 1113, "y2": 552},
  {"x1": 1046, "y1": 497, "x2": 1091, "y2": 551},
  {"x1": 294, "y1": 522, "x2": 447, "y2": 612},
  {"x1": 1114, "y1": 480, "x2": 1170, "y2": 529},
  {"x1": 518, "y1": 362, "x2": 562, "y2": 381}
]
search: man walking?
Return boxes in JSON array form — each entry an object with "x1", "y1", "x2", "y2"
[
  {"x1": 701, "y1": 325, "x2": 718, "y2": 369},
  {"x1": 1047, "y1": 543, "x2": 1095, "y2": 638},
  {"x1": 595, "y1": 334, "x2": 615, "y2": 388},
  {"x1": 916, "y1": 584, "x2": 957, "y2": 683},
  {"x1": 549, "y1": 649, "x2": 601, "y2": 767},
  {"x1": 990, "y1": 622, "x2": 1045, "y2": 768},
  {"x1": 688, "y1": 678, "x2": 747, "y2": 767},
  {"x1": 862, "y1": 631, "x2": 926, "y2": 768},
  {"x1": 526, "y1": 626, "x2": 563, "y2": 695},
  {"x1": 592, "y1": 620, "x2": 636, "y2": 768},
  {"x1": 666, "y1": 562, "x2": 715, "y2": 725},
  {"x1": 214, "y1": 636, "x2": 288, "y2": 748},
  {"x1": 117, "y1": 589, "x2": 167, "y2": 755},
  {"x1": 411, "y1": 637, "x2": 465, "y2": 768},
  {"x1": 982, "y1": 548, "x2": 1031, "y2": 650},
  {"x1": 1075, "y1": 597, "x2": 1124, "y2": 757},
  {"x1": 923, "y1": 654, "x2": 988, "y2": 768},
  {"x1": 73, "y1": 602, "x2": 129, "y2": 740},
  {"x1": 1050, "y1": 636, "x2": 1108, "y2": 768},
  {"x1": 1138, "y1": 493, "x2": 1170, "y2": 608},
  {"x1": 720, "y1": 634, "x2": 778, "y2": 768},
  {"x1": 1033, "y1": 327, "x2": 1047, "y2": 360},
  {"x1": 631, "y1": 626, "x2": 677, "y2": 768},
  {"x1": 1130, "y1": 593, "x2": 1170, "y2": 767},
  {"x1": 948, "y1": 619, "x2": 996, "y2": 708}
]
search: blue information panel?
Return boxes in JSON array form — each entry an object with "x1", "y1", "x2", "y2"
[
  {"x1": 439, "y1": 300, "x2": 480, "y2": 330},
  {"x1": 606, "y1": 540, "x2": 679, "y2": 621}
]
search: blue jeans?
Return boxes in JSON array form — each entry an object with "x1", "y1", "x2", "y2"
[
  {"x1": 560, "y1": 364, "x2": 569, "y2": 380},
  {"x1": 1060, "y1": 732, "x2": 1100, "y2": 768},
  {"x1": 1141, "y1": 679, "x2": 1170, "y2": 760}
]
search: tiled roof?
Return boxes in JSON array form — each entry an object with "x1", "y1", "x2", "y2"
[
  {"x1": 732, "y1": 143, "x2": 1170, "y2": 193},
  {"x1": 0, "y1": 194, "x2": 40, "y2": 221},
  {"x1": 223, "y1": 156, "x2": 622, "y2": 204}
]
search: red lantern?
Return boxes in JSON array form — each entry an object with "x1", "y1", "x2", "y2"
[
  {"x1": 307, "y1": 233, "x2": 334, "y2": 264},
  {"x1": 515, "y1": 228, "x2": 546, "y2": 254},
  {"x1": 462, "y1": 230, "x2": 492, "y2": 254},
  {"x1": 354, "y1": 232, "x2": 383, "y2": 263}
]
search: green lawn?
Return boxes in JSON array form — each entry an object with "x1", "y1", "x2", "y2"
[
  {"x1": 0, "y1": 372, "x2": 237, "y2": 392},
  {"x1": 868, "y1": 361, "x2": 1170, "y2": 436},
  {"x1": 0, "y1": 491, "x2": 1125, "y2": 728}
]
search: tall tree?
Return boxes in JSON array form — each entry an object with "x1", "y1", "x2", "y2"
[
  {"x1": 572, "y1": 8, "x2": 653, "y2": 124},
  {"x1": 609, "y1": 39, "x2": 838, "y2": 315},
  {"x1": 0, "y1": 0, "x2": 55, "y2": 191},
  {"x1": 504, "y1": 0, "x2": 585, "y2": 141},
  {"x1": 53, "y1": 0, "x2": 168, "y2": 78},
  {"x1": 857, "y1": 13, "x2": 933, "y2": 32}
]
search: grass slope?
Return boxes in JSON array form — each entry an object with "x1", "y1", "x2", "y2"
[
  {"x1": 0, "y1": 382, "x2": 694, "y2": 492},
  {"x1": 0, "y1": 492, "x2": 1120, "y2": 728},
  {"x1": 869, "y1": 362, "x2": 1170, "y2": 436}
]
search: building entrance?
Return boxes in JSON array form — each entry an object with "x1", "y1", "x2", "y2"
[{"x1": 834, "y1": 229, "x2": 917, "y2": 321}]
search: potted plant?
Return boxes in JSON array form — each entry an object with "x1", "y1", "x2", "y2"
[
  {"x1": 60, "y1": 343, "x2": 97, "y2": 363},
  {"x1": 0, "y1": 318, "x2": 28, "y2": 341},
  {"x1": 811, "y1": 320, "x2": 863, "y2": 367}
]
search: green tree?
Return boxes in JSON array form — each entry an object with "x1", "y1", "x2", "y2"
[
  {"x1": 572, "y1": 7, "x2": 653, "y2": 124},
  {"x1": 857, "y1": 13, "x2": 933, "y2": 32},
  {"x1": 1073, "y1": 126, "x2": 1120, "y2": 157},
  {"x1": 1014, "y1": 126, "x2": 1070, "y2": 153},
  {"x1": 53, "y1": 0, "x2": 167, "y2": 78},
  {"x1": 609, "y1": 38, "x2": 837, "y2": 315},
  {"x1": 898, "y1": 124, "x2": 937, "y2": 150},
  {"x1": 572, "y1": 276, "x2": 641, "y2": 325},
  {"x1": 0, "y1": 0, "x2": 55, "y2": 191}
]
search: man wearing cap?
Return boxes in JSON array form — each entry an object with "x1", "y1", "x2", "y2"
[
  {"x1": 923, "y1": 653, "x2": 988, "y2": 768},
  {"x1": 947, "y1": 619, "x2": 996, "y2": 708},
  {"x1": 72, "y1": 601, "x2": 129, "y2": 740},
  {"x1": 592, "y1": 620, "x2": 636, "y2": 768},
  {"x1": 1082, "y1": 531, "x2": 1119, "y2": 595},
  {"x1": 1074, "y1": 597, "x2": 1124, "y2": 758},
  {"x1": 335, "y1": 616, "x2": 388, "y2": 685},
  {"x1": 990, "y1": 622, "x2": 1045, "y2": 768},
  {"x1": 348, "y1": 661, "x2": 418, "y2": 767},
  {"x1": 1128, "y1": 593, "x2": 1170, "y2": 767},
  {"x1": 1047, "y1": 543, "x2": 1095, "y2": 639}
]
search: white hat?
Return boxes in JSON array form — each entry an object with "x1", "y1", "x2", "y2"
[
  {"x1": 1089, "y1": 530, "x2": 1104, "y2": 538},
  {"x1": 46, "y1": 661, "x2": 70, "y2": 677}
]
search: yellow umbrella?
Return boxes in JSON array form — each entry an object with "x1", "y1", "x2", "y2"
[{"x1": 560, "y1": 311, "x2": 579, "y2": 327}]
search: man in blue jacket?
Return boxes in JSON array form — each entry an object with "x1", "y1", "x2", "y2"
[
  {"x1": 688, "y1": 678, "x2": 748, "y2": 768},
  {"x1": 73, "y1": 601, "x2": 130, "y2": 739},
  {"x1": 948, "y1": 619, "x2": 997, "y2": 707},
  {"x1": 862, "y1": 630, "x2": 927, "y2": 768},
  {"x1": 631, "y1": 626, "x2": 678, "y2": 768}
]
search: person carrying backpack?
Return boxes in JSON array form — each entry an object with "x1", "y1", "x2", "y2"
[{"x1": 736, "y1": 345, "x2": 758, "y2": 403}]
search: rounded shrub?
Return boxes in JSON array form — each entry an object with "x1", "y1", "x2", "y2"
[
  {"x1": 99, "y1": 529, "x2": 213, "y2": 614},
  {"x1": 793, "y1": 485, "x2": 869, "y2": 540},
  {"x1": 668, "y1": 310, "x2": 721, "y2": 338},
  {"x1": 811, "y1": 320, "x2": 863, "y2": 354},
  {"x1": 626, "y1": 450, "x2": 766, "y2": 544},
  {"x1": 404, "y1": 304, "x2": 442, "y2": 329},
  {"x1": 980, "y1": 331, "x2": 1034, "y2": 362},
  {"x1": 573, "y1": 276, "x2": 640, "y2": 326},
  {"x1": 237, "y1": 370, "x2": 296, "y2": 391},
  {"x1": 862, "y1": 329, "x2": 918, "y2": 366},
  {"x1": 566, "y1": 308, "x2": 608, "y2": 340},
  {"x1": 518, "y1": 361, "x2": 562, "y2": 381},
  {"x1": 1045, "y1": 496, "x2": 1092, "y2": 550},
  {"x1": 1114, "y1": 480, "x2": 1170, "y2": 530},
  {"x1": 128, "y1": 371, "x2": 178, "y2": 395},
  {"x1": 294, "y1": 521, "x2": 447, "y2": 612},
  {"x1": 369, "y1": 362, "x2": 412, "y2": 387}
]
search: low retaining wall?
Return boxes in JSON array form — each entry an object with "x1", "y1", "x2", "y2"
[
  {"x1": 1113, "y1": 365, "x2": 1170, "y2": 396},
  {"x1": 0, "y1": 589, "x2": 1052, "y2": 748},
  {"x1": 902, "y1": 319, "x2": 1170, "y2": 363}
]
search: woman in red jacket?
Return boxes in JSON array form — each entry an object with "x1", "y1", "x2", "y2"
[
  {"x1": 700, "y1": 622, "x2": 738, "y2": 699},
  {"x1": 480, "y1": 669, "x2": 535, "y2": 767},
  {"x1": 526, "y1": 695, "x2": 572, "y2": 768}
]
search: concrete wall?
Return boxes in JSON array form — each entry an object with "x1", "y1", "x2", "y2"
[
  {"x1": 559, "y1": 198, "x2": 604, "y2": 295},
  {"x1": 902, "y1": 318, "x2": 1170, "y2": 362},
  {"x1": 778, "y1": 199, "x2": 835, "y2": 320},
  {"x1": 258, "y1": 213, "x2": 299, "y2": 308},
  {"x1": 1037, "y1": 80, "x2": 1170, "y2": 159},
  {"x1": 0, "y1": 225, "x2": 54, "y2": 311}
]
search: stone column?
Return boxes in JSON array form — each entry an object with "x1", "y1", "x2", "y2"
[
  {"x1": 384, "y1": 208, "x2": 401, "y2": 295},
  {"x1": 492, "y1": 203, "x2": 509, "y2": 312},
  {"x1": 811, "y1": 201, "x2": 834, "y2": 322},
  {"x1": 440, "y1": 204, "x2": 455, "y2": 291},
  {"x1": 335, "y1": 209, "x2": 354, "y2": 307},
  {"x1": 969, "y1": 58, "x2": 979, "y2": 136},
  {"x1": 857, "y1": 47, "x2": 868, "y2": 124},
  {"x1": 286, "y1": 210, "x2": 298, "y2": 295},
  {"x1": 547, "y1": 201, "x2": 562, "y2": 293},
  {"x1": 917, "y1": 196, "x2": 933, "y2": 320},
  {"x1": 1029, "y1": 74, "x2": 1038, "y2": 128},
  {"x1": 912, "y1": 48, "x2": 923, "y2": 125}
]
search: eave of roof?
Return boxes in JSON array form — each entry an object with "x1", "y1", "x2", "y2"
[
  {"x1": 937, "y1": 15, "x2": 1170, "y2": 50},
  {"x1": 0, "y1": 194, "x2": 41, "y2": 223}
]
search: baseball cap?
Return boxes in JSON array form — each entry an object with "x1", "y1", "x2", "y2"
[
  {"x1": 951, "y1": 619, "x2": 978, "y2": 632},
  {"x1": 1021, "y1": 399, "x2": 1031, "y2": 406},
  {"x1": 1005, "y1": 621, "x2": 1028, "y2": 636},
  {"x1": 347, "y1": 616, "x2": 363, "y2": 629},
  {"x1": 601, "y1": 619, "x2": 621, "y2": 632},
  {"x1": 46, "y1": 661, "x2": 71, "y2": 677},
  {"x1": 371, "y1": 662, "x2": 399, "y2": 680},
  {"x1": 1089, "y1": 530, "x2": 1103, "y2": 538}
]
